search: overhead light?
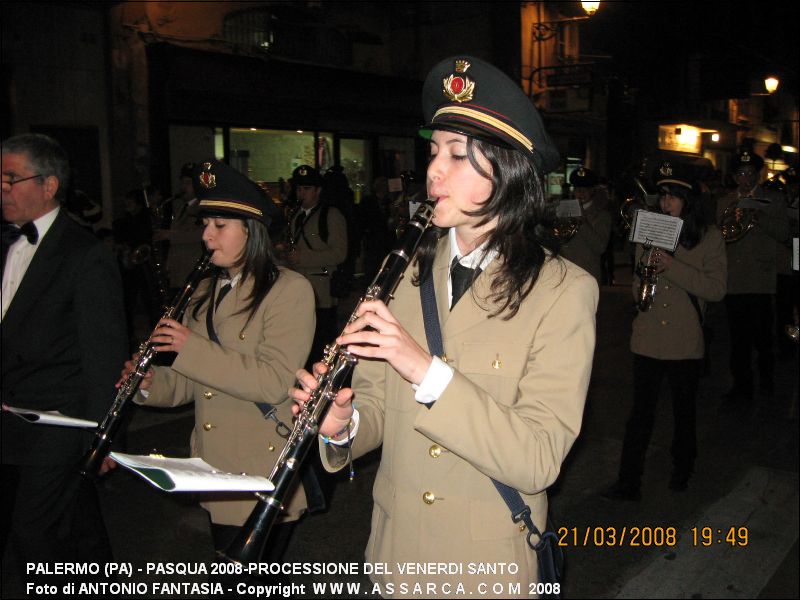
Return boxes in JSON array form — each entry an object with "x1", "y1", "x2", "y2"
[
  {"x1": 782, "y1": 145, "x2": 798, "y2": 153},
  {"x1": 581, "y1": 1, "x2": 600, "y2": 16},
  {"x1": 296, "y1": 130, "x2": 304, "y2": 134},
  {"x1": 764, "y1": 77, "x2": 779, "y2": 94},
  {"x1": 711, "y1": 133, "x2": 720, "y2": 143},
  {"x1": 250, "y1": 128, "x2": 257, "y2": 131}
]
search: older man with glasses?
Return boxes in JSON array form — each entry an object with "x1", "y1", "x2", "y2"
[{"x1": 1, "y1": 134, "x2": 127, "y2": 587}]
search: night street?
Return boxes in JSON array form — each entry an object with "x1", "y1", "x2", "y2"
[{"x1": 4, "y1": 261, "x2": 796, "y2": 598}]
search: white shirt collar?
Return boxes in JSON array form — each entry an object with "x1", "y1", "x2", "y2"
[
  {"x1": 27, "y1": 206, "x2": 60, "y2": 246},
  {"x1": 220, "y1": 271, "x2": 243, "y2": 289},
  {"x1": 447, "y1": 227, "x2": 497, "y2": 271}
]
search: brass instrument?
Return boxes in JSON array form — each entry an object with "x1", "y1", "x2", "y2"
[
  {"x1": 551, "y1": 216, "x2": 581, "y2": 243},
  {"x1": 620, "y1": 177, "x2": 653, "y2": 232},
  {"x1": 543, "y1": 197, "x2": 581, "y2": 243},
  {"x1": 720, "y1": 202, "x2": 759, "y2": 243},
  {"x1": 219, "y1": 199, "x2": 437, "y2": 565},
  {"x1": 79, "y1": 249, "x2": 213, "y2": 478},
  {"x1": 635, "y1": 241, "x2": 658, "y2": 312},
  {"x1": 274, "y1": 203, "x2": 302, "y2": 260}
]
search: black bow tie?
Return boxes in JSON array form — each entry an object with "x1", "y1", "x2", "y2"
[{"x1": 2, "y1": 221, "x2": 39, "y2": 246}]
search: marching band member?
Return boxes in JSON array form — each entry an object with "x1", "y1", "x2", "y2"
[
  {"x1": 292, "y1": 56, "x2": 598, "y2": 597},
  {"x1": 604, "y1": 162, "x2": 726, "y2": 501},
  {"x1": 559, "y1": 167, "x2": 613, "y2": 284},
  {"x1": 122, "y1": 160, "x2": 316, "y2": 561},
  {"x1": 716, "y1": 150, "x2": 788, "y2": 404}
]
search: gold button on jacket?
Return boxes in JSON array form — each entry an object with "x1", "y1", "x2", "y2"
[{"x1": 137, "y1": 269, "x2": 316, "y2": 526}]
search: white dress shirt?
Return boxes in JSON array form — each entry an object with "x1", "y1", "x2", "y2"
[
  {"x1": 412, "y1": 228, "x2": 498, "y2": 404},
  {"x1": 329, "y1": 229, "x2": 499, "y2": 443},
  {"x1": 2, "y1": 207, "x2": 60, "y2": 320}
]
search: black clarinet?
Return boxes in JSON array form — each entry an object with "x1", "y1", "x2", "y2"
[
  {"x1": 79, "y1": 249, "x2": 213, "y2": 478},
  {"x1": 219, "y1": 199, "x2": 436, "y2": 564}
]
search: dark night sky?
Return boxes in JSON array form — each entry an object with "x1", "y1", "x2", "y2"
[{"x1": 578, "y1": 1, "x2": 800, "y2": 97}]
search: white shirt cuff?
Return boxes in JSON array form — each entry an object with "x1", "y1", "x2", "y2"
[
  {"x1": 321, "y1": 408, "x2": 360, "y2": 446},
  {"x1": 412, "y1": 356, "x2": 454, "y2": 404}
]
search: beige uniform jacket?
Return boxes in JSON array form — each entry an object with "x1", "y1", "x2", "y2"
[
  {"x1": 559, "y1": 199, "x2": 612, "y2": 283},
  {"x1": 291, "y1": 204, "x2": 347, "y2": 308},
  {"x1": 139, "y1": 268, "x2": 315, "y2": 525},
  {"x1": 631, "y1": 228, "x2": 727, "y2": 360},
  {"x1": 322, "y1": 239, "x2": 598, "y2": 597},
  {"x1": 716, "y1": 186, "x2": 789, "y2": 294}
]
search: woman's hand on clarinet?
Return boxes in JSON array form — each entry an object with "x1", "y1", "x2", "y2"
[
  {"x1": 116, "y1": 353, "x2": 154, "y2": 389},
  {"x1": 652, "y1": 249, "x2": 674, "y2": 274},
  {"x1": 337, "y1": 300, "x2": 432, "y2": 385},
  {"x1": 290, "y1": 363, "x2": 355, "y2": 439},
  {"x1": 151, "y1": 318, "x2": 189, "y2": 353}
]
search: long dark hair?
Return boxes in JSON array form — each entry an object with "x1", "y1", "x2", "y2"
[
  {"x1": 413, "y1": 137, "x2": 560, "y2": 319},
  {"x1": 190, "y1": 218, "x2": 279, "y2": 327},
  {"x1": 659, "y1": 184, "x2": 708, "y2": 250}
]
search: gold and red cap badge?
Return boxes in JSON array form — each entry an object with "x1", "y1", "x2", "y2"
[
  {"x1": 420, "y1": 55, "x2": 560, "y2": 172},
  {"x1": 193, "y1": 160, "x2": 271, "y2": 225},
  {"x1": 655, "y1": 161, "x2": 693, "y2": 190}
]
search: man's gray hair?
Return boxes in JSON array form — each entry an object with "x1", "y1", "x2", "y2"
[{"x1": 2, "y1": 133, "x2": 70, "y2": 199}]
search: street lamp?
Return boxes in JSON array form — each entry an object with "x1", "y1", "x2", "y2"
[
  {"x1": 764, "y1": 76, "x2": 780, "y2": 94},
  {"x1": 531, "y1": 1, "x2": 600, "y2": 41}
]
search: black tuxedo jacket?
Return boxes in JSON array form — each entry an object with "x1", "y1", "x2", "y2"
[{"x1": 1, "y1": 210, "x2": 128, "y2": 465}]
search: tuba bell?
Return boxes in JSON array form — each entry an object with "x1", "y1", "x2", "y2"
[
  {"x1": 719, "y1": 203, "x2": 759, "y2": 242},
  {"x1": 620, "y1": 177, "x2": 654, "y2": 232}
]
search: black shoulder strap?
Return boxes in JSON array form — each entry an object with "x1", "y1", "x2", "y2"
[{"x1": 418, "y1": 273, "x2": 563, "y2": 594}]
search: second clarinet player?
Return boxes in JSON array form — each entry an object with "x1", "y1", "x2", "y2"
[{"x1": 114, "y1": 161, "x2": 316, "y2": 567}]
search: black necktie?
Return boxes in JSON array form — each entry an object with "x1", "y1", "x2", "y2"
[
  {"x1": 215, "y1": 282, "x2": 232, "y2": 311},
  {"x1": 450, "y1": 257, "x2": 480, "y2": 310},
  {"x1": 2, "y1": 221, "x2": 38, "y2": 246},
  {"x1": 293, "y1": 211, "x2": 307, "y2": 243}
]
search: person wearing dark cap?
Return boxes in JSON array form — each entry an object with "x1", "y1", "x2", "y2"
[
  {"x1": 291, "y1": 56, "x2": 598, "y2": 595},
  {"x1": 286, "y1": 164, "x2": 348, "y2": 367},
  {"x1": 119, "y1": 160, "x2": 316, "y2": 564},
  {"x1": 603, "y1": 161, "x2": 726, "y2": 501},
  {"x1": 153, "y1": 161, "x2": 204, "y2": 293},
  {"x1": 774, "y1": 167, "x2": 798, "y2": 360},
  {"x1": 558, "y1": 166, "x2": 613, "y2": 284},
  {"x1": 716, "y1": 149, "x2": 789, "y2": 404}
]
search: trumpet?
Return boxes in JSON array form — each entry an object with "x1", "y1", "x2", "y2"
[
  {"x1": 720, "y1": 203, "x2": 759, "y2": 242},
  {"x1": 79, "y1": 249, "x2": 213, "y2": 478},
  {"x1": 635, "y1": 241, "x2": 658, "y2": 312},
  {"x1": 219, "y1": 199, "x2": 437, "y2": 565}
]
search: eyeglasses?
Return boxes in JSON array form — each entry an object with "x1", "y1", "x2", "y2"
[{"x1": 2, "y1": 174, "x2": 43, "y2": 187}]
